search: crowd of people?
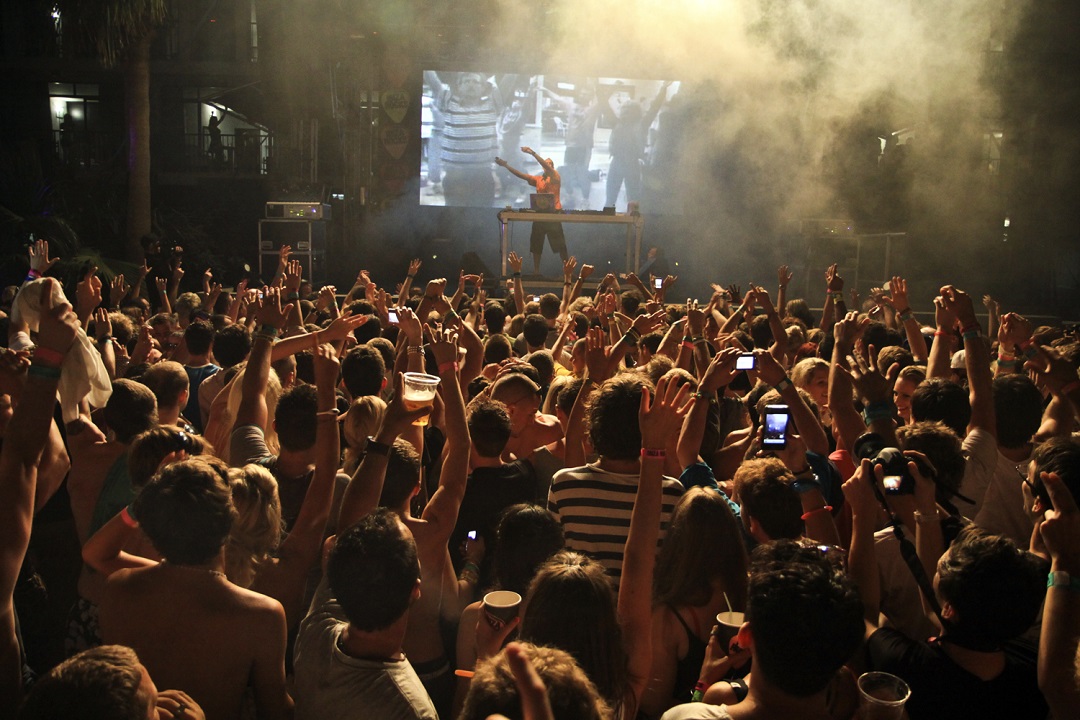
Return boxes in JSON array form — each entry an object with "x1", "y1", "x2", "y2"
[{"x1": 2, "y1": 238, "x2": 1079, "y2": 720}]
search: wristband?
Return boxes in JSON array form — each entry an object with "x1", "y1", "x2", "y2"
[
  {"x1": 365, "y1": 436, "x2": 392, "y2": 457},
  {"x1": 438, "y1": 360, "x2": 459, "y2": 374},
  {"x1": 316, "y1": 408, "x2": 341, "y2": 419},
  {"x1": 682, "y1": 341, "x2": 695, "y2": 350},
  {"x1": 406, "y1": 273, "x2": 415, "y2": 279},
  {"x1": 286, "y1": 292, "x2": 301, "y2": 301},
  {"x1": 27, "y1": 268, "x2": 42, "y2": 279},
  {"x1": 800, "y1": 506, "x2": 833, "y2": 521},
  {"x1": 774, "y1": 377, "x2": 793, "y2": 393},
  {"x1": 693, "y1": 336, "x2": 708, "y2": 345},
  {"x1": 690, "y1": 681, "x2": 708, "y2": 703},
  {"x1": 625, "y1": 327, "x2": 641, "y2": 341},
  {"x1": 563, "y1": 281, "x2": 572, "y2": 286},
  {"x1": 28, "y1": 363, "x2": 62, "y2": 380},
  {"x1": 407, "y1": 344, "x2": 425, "y2": 355},
  {"x1": 1020, "y1": 340, "x2": 1039, "y2": 360},
  {"x1": 1048, "y1": 571, "x2": 1080, "y2": 593},
  {"x1": 462, "y1": 561, "x2": 480, "y2": 575},
  {"x1": 898, "y1": 309, "x2": 915, "y2": 322},
  {"x1": 259, "y1": 324, "x2": 279, "y2": 338},
  {"x1": 1060, "y1": 380, "x2": 1080, "y2": 396},
  {"x1": 641, "y1": 448, "x2": 666, "y2": 459},
  {"x1": 513, "y1": 271, "x2": 521, "y2": 278},
  {"x1": 933, "y1": 330, "x2": 949, "y2": 337},
  {"x1": 33, "y1": 346, "x2": 65, "y2": 367},
  {"x1": 913, "y1": 508, "x2": 941, "y2": 525},
  {"x1": 962, "y1": 329, "x2": 981, "y2": 342},
  {"x1": 120, "y1": 505, "x2": 139, "y2": 528}
]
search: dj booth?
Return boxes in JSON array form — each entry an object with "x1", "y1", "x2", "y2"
[{"x1": 497, "y1": 209, "x2": 645, "y2": 276}]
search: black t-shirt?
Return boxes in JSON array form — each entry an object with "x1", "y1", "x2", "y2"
[
  {"x1": 450, "y1": 460, "x2": 538, "y2": 582},
  {"x1": 866, "y1": 628, "x2": 1046, "y2": 720}
]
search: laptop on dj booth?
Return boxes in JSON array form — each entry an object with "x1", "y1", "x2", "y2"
[{"x1": 529, "y1": 193, "x2": 556, "y2": 212}]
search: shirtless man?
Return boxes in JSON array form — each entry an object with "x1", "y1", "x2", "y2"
[
  {"x1": 331, "y1": 328, "x2": 471, "y2": 717},
  {"x1": 99, "y1": 456, "x2": 291, "y2": 720},
  {"x1": 489, "y1": 373, "x2": 562, "y2": 462}
]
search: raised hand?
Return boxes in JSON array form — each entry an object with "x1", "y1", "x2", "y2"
[
  {"x1": 254, "y1": 287, "x2": 293, "y2": 329},
  {"x1": 885, "y1": 275, "x2": 910, "y2": 311},
  {"x1": 92, "y1": 307, "x2": 112, "y2": 341},
  {"x1": 424, "y1": 277, "x2": 448, "y2": 299},
  {"x1": 686, "y1": 298, "x2": 705, "y2": 336},
  {"x1": 834, "y1": 310, "x2": 870, "y2": 347},
  {"x1": 408, "y1": 257, "x2": 422, "y2": 276},
  {"x1": 36, "y1": 279, "x2": 80, "y2": 357},
  {"x1": 938, "y1": 285, "x2": 978, "y2": 328},
  {"x1": 825, "y1": 263, "x2": 844, "y2": 292},
  {"x1": 76, "y1": 265, "x2": 103, "y2": 313},
  {"x1": 1024, "y1": 344, "x2": 1080, "y2": 396},
  {"x1": 431, "y1": 327, "x2": 460, "y2": 368},
  {"x1": 1038, "y1": 472, "x2": 1080, "y2": 570},
  {"x1": 584, "y1": 326, "x2": 612, "y2": 383},
  {"x1": 777, "y1": 264, "x2": 792, "y2": 288},
  {"x1": 639, "y1": 375, "x2": 695, "y2": 450},
  {"x1": 700, "y1": 348, "x2": 741, "y2": 393},
  {"x1": 579, "y1": 263, "x2": 595, "y2": 280},
  {"x1": 495, "y1": 156, "x2": 508, "y2": 167},
  {"x1": 507, "y1": 251, "x2": 523, "y2": 274},
  {"x1": 397, "y1": 306, "x2": 423, "y2": 346},
  {"x1": 28, "y1": 238, "x2": 59, "y2": 274},
  {"x1": 843, "y1": 344, "x2": 895, "y2": 405},
  {"x1": 322, "y1": 312, "x2": 370, "y2": 342},
  {"x1": 562, "y1": 255, "x2": 577, "y2": 281},
  {"x1": 109, "y1": 274, "x2": 129, "y2": 308},
  {"x1": 283, "y1": 259, "x2": 303, "y2": 293},
  {"x1": 933, "y1": 295, "x2": 958, "y2": 332},
  {"x1": 312, "y1": 342, "x2": 341, "y2": 389},
  {"x1": 999, "y1": 312, "x2": 1033, "y2": 350}
]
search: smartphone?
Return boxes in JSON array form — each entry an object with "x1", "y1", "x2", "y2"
[
  {"x1": 654, "y1": 277, "x2": 663, "y2": 289},
  {"x1": 387, "y1": 309, "x2": 399, "y2": 324},
  {"x1": 467, "y1": 530, "x2": 477, "y2": 541},
  {"x1": 735, "y1": 352, "x2": 756, "y2": 371},
  {"x1": 532, "y1": 295, "x2": 541, "y2": 303},
  {"x1": 762, "y1": 404, "x2": 790, "y2": 449}
]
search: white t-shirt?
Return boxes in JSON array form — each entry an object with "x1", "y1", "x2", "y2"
[
  {"x1": 974, "y1": 449, "x2": 1036, "y2": 547},
  {"x1": 661, "y1": 703, "x2": 733, "y2": 720},
  {"x1": 954, "y1": 427, "x2": 998, "y2": 519},
  {"x1": 293, "y1": 579, "x2": 438, "y2": 720}
]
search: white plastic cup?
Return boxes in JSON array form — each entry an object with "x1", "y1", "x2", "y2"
[
  {"x1": 713, "y1": 610, "x2": 745, "y2": 648},
  {"x1": 402, "y1": 372, "x2": 440, "y2": 426},
  {"x1": 856, "y1": 671, "x2": 911, "y2": 720}
]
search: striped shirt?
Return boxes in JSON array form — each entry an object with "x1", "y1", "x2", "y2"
[
  {"x1": 548, "y1": 462, "x2": 684, "y2": 586},
  {"x1": 439, "y1": 91, "x2": 499, "y2": 168}
]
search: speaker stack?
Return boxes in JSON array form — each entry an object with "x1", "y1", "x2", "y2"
[{"x1": 258, "y1": 203, "x2": 331, "y2": 283}]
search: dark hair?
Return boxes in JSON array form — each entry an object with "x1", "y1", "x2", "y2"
[
  {"x1": 1031, "y1": 436, "x2": 1080, "y2": 508},
  {"x1": 128, "y1": 426, "x2": 212, "y2": 489},
  {"x1": 467, "y1": 398, "x2": 512, "y2": 458},
  {"x1": 587, "y1": 373, "x2": 653, "y2": 461},
  {"x1": 538, "y1": 293, "x2": 561, "y2": 320},
  {"x1": 213, "y1": 325, "x2": 252, "y2": 368},
  {"x1": 556, "y1": 377, "x2": 586, "y2": 416},
  {"x1": 640, "y1": 331, "x2": 663, "y2": 355},
  {"x1": 654, "y1": 488, "x2": 748, "y2": 609},
  {"x1": 275, "y1": 383, "x2": 318, "y2": 452},
  {"x1": 184, "y1": 319, "x2": 215, "y2": 356},
  {"x1": 103, "y1": 379, "x2": 158, "y2": 443},
  {"x1": 18, "y1": 645, "x2": 148, "y2": 720},
  {"x1": 746, "y1": 540, "x2": 864, "y2": 696},
  {"x1": 734, "y1": 459, "x2": 803, "y2": 541},
  {"x1": 785, "y1": 298, "x2": 815, "y2": 328},
  {"x1": 345, "y1": 301, "x2": 381, "y2": 344},
  {"x1": 619, "y1": 290, "x2": 643, "y2": 315},
  {"x1": 521, "y1": 552, "x2": 628, "y2": 710},
  {"x1": 134, "y1": 457, "x2": 236, "y2": 565},
  {"x1": 328, "y1": 508, "x2": 419, "y2": 631},
  {"x1": 341, "y1": 344, "x2": 387, "y2": 397},
  {"x1": 293, "y1": 350, "x2": 315, "y2": 385},
  {"x1": 493, "y1": 504, "x2": 565, "y2": 596},
  {"x1": 992, "y1": 375, "x2": 1044, "y2": 449},
  {"x1": 139, "y1": 361, "x2": 189, "y2": 410},
  {"x1": 525, "y1": 350, "x2": 556, "y2": 389},
  {"x1": 484, "y1": 301, "x2": 508, "y2": 336},
  {"x1": 876, "y1": 345, "x2": 914, "y2": 373},
  {"x1": 523, "y1": 314, "x2": 549, "y2": 349},
  {"x1": 379, "y1": 438, "x2": 422, "y2": 509},
  {"x1": 863, "y1": 321, "x2": 902, "y2": 353},
  {"x1": 896, "y1": 421, "x2": 966, "y2": 500},
  {"x1": 484, "y1": 334, "x2": 514, "y2": 365},
  {"x1": 748, "y1": 314, "x2": 772, "y2": 350},
  {"x1": 911, "y1": 378, "x2": 971, "y2": 437},
  {"x1": 937, "y1": 525, "x2": 1046, "y2": 644}
]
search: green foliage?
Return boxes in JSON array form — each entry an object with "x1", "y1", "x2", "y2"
[{"x1": 53, "y1": 0, "x2": 169, "y2": 67}]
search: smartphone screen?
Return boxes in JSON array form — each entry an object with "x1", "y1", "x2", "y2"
[
  {"x1": 654, "y1": 278, "x2": 663, "y2": 289},
  {"x1": 532, "y1": 295, "x2": 541, "y2": 303},
  {"x1": 735, "y1": 353, "x2": 756, "y2": 371},
  {"x1": 467, "y1": 530, "x2": 477, "y2": 541},
  {"x1": 387, "y1": 309, "x2": 399, "y2": 324},
  {"x1": 762, "y1": 404, "x2": 789, "y2": 449}
]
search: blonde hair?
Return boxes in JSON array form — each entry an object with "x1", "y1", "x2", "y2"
[
  {"x1": 343, "y1": 395, "x2": 387, "y2": 474},
  {"x1": 225, "y1": 464, "x2": 283, "y2": 588},
  {"x1": 216, "y1": 365, "x2": 282, "y2": 463}
]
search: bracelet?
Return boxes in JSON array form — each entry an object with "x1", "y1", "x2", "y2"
[
  {"x1": 27, "y1": 268, "x2": 42, "y2": 279},
  {"x1": 962, "y1": 329, "x2": 981, "y2": 342},
  {"x1": 28, "y1": 364, "x2": 62, "y2": 380},
  {"x1": 407, "y1": 344, "x2": 425, "y2": 355},
  {"x1": 1048, "y1": 571, "x2": 1080, "y2": 592},
  {"x1": 120, "y1": 505, "x2": 139, "y2": 528},
  {"x1": 513, "y1": 271, "x2": 521, "y2": 278},
  {"x1": 997, "y1": 351, "x2": 1016, "y2": 361},
  {"x1": 406, "y1": 273, "x2": 415, "y2": 279},
  {"x1": 641, "y1": 447, "x2": 667, "y2": 458},
  {"x1": 913, "y1": 508, "x2": 941, "y2": 525},
  {"x1": 462, "y1": 561, "x2": 480, "y2": 575},
  {"x1": 894, "y1": 306, "x2": 911, "y2": 316},
  {"x1": 459, "y1": 569, "x2": 479, "y2": 584},
  {"x1": 33, "y1": 346, "x2": 65, "y2": 367},
  {"x1": 898, "y1": 310, "x2": 915, "y2": 323},
  {"x1": 438, "y1": 360, "x2": 459, "y2": 374},
  {"x1": 681, "y1": 340, "x2": 695, "y2": 350},
  {"x1": 1060, "y1": 380, "x2": 1080, "y2": 396},
  {"x1": 624, "y1": 328, "x2": 641, "y2": 341},
  {"x1": 563, "y1": 281, "x2": 572, "y2": 286},
  {"x1": 774, "y1": 377, "x2": 793, "y2": 393},
  {"x1": 286, "y1": 292, "x2": 301, "y2": 301},
  {"x1": 316, "y1": 408, "x2": 341, "y2": 419},
  {"x1": 693, "y1": 337, "x2": 708, "y2": 345},
  {"x1": 690, "y1": 681, "x2": 708, "y2": 703},
  {"x1": 933, "y1": 330, "x2": 949, "y2": 337},
  {"x1": 800, "y1": 506, "x2": 833, "y2": 521},
  {"x1": 365, "y1": 436, "x2": 392, "y2": 457},
  {"x1": 259, "y1": 324, "x2": 279, "y2": 338},
  {"x1": 1020, "y1": 340, "x2": 1039, "y2": 360}
]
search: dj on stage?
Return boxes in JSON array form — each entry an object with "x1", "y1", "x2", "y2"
[{"x1": 495, "y1": 146, "x2": 569, "y2": 275}]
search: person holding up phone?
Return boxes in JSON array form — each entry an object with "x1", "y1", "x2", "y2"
[{"x1": 495, "y1": 147, "x2": 568, "y2": 276}]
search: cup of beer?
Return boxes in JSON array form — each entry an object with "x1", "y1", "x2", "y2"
[{"x1": 402, "y1": 372, "x2": 441, "y2": 426}]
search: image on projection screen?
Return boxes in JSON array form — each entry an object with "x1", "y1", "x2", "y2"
[{"x1": 420, "y1": 72, "x2": 681, "y2": 211}]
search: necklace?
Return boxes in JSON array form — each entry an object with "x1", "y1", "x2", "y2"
[{"x1": 161, "y1": 561, "x2": 226, "y2": 579}]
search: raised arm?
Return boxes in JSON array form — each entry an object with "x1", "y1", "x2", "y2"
[
  {"x1": 420, "y1": 329, "x2": 471, "y2": 538},
  {"x1": 621, "y1": 377, "x2": 693, "y2": 716},
  {"x1": 520, "y1": 146, "x2": 553, "y2": 175},
  {"x1": 940, "y1": 285, "x2": 995, "y2": 439},
  {"x1": 883, "y1": 275, "x2": 928, "y2": 362},
  {"x1": 926, "y1": 294, "x2": 958, "y2": 380},
  {"x1": 755, "y1": 350, "x2": 829, "y2": 456},
  {"x1": 234, "y1": 288, "x2": 292, "y2": 431},
  {"x1": 843, "y1": 460, "x2": 883, "y2": 626},
  {"x1": 1, "y1": 280, "x2": 77, "y2": 714},
  {"x1": 1037, "y1": 472, "x2": 1080, "y2": 719},
  {"x1": 829, "y1": 312, "x2": 872, "y2": 452},
  {"x1": 495, "y1": 157, "x2": 534, "y2": 184},
  {"x1": 399, "y1": 257, "x2": 421, "y2": 303},
  {"x1": 776, "y1": 265, "x2": 792, "y2": 319},
  {"x1": 81, "y1": 507, "x2": 157, "y2": 576}
]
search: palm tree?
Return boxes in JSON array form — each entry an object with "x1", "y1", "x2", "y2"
[{"x1": 54, "y1": 0, "x2": 168, "y2": 261}]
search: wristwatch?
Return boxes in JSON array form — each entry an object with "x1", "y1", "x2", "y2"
[
  {"x1": 365, "y1": 436, "x2": 392, "y2": 457},
  {"x1": 1047, "y1": 570, "x2": 1080, "y2": 592}
]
